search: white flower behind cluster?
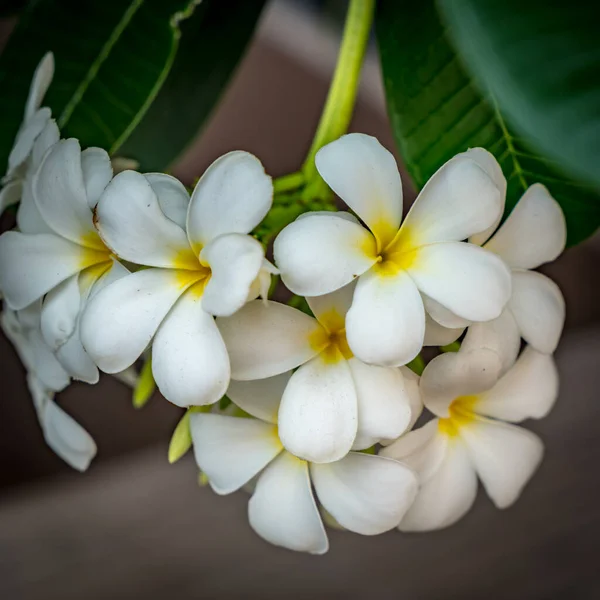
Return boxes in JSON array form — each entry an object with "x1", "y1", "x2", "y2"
[
  {"x1": 0, "y1": 57, "x2": 569, "y2": 553},
  {"x1": 0, "y1": 53, "x2": 54, "y2": 214}
]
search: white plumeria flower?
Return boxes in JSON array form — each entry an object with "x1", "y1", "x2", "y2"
[
  {"x1": 80, "y1": 152, "x2": 273, "y2": 408},
  {"x1": 456, "y1": 184, "x2": 566, "y2": 372},
  {"x1": 274, "y1": 133, "x2": 511, "y2": 367},
  {"x1": 0, "y1": 53, "x2": 54, "y2": 214},
  {"x1": 218, "y1": 283, "x2": 422, "y2": 463},
  {"x1": 190, "y1": 373, "x2": 418, "y2": 554},
  {"x1": 381, "y1": 347, "x2": 558, "y2": 531},
  {"x1": 0, "y1": 138, "x2": 123, "y2": 383},
  {"x1": 1, "y1": 304, "x2": 96, "y2": 471}
]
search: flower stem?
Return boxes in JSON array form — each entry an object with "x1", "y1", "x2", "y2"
[{"x1": 301, "y1": 0, "x2": 375, "y2": 202}]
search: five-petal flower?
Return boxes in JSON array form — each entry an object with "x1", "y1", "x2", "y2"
[
  {"x1": 81, "y1": 151, "x2": 273, "y2": 407},
  {"x1": 274, "y1": 133, "x2": 512, "y2": 367},
  {"x1": 190, "y1": 373, "x2": 418, "y2": 554},
  {"x1": 218, "y1": 283, "x2": 421, "y2": 463},
  {"x1": 381, "y1": 347, "x2": 558, "y2": 531}
]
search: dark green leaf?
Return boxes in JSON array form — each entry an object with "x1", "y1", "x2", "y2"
[
  {"x1": 376, "y1": 1, "x2": 600, "y2": 246},
  {"x1": 438, "y1": 0, "x2": 600, "y2": 192},
  {"x1": 0, "y1": 0, "x2": 200, "y2": 168},
  {"x1": 120, "y1": 0, "x2": 266, "y2": 171}
]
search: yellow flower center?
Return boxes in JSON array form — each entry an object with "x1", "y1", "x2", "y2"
[
  {"x1": 437, "y1": 395, "x2": 479, "y2": 437},
  {"x1": 363, "y1": 223, "x2": 422, "y2": 278},
  {"x1": 308, "y1": 308, "x2": 354, "y2": 364}
]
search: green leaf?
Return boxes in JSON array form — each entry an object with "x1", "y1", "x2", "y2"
[
  {"x1": 120, "y1": 0, "x2": 266, "y2": 171},
  {"x1": 168, "y1": 410, "x2": 192, "y2": 464},
  {"x1": 0, "y1": 0, "x2": 201, "y2": 168},
  {"x1": 133, "y1": 356, "x2": 155, "y2": 409},
  {"x1": 376, "y1": 1, "x2": 600, "y2": 246},
  {"x1": 438, "y1": 0, "x2": 600, "y2": 192}
]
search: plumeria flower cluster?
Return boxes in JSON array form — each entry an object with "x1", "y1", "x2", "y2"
[{"x1": 0, "y1": 55, "x2": 567, "y2": 554}]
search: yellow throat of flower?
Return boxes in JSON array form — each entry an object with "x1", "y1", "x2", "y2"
[
  {"x1": 309, "y1": 308, "x2": 354, "y2": 364},
  {"x1": 437, "y1": 395, "x2": 479, "y2": 437}
]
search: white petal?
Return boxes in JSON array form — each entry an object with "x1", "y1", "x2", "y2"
[
  {"x1": 249, "y1": 452, "x2": 328, "y2": 554},
  {"x1": 346, "y1": 269, "x2": 425, "y2": 367},
  {"x1": 306, "y1": 280, "x2": 356, "y2": 325},
  {"x1": 484, "y1": 184, "x2": 566, "y2": 269},
  {"x1": 407, "y1": 242, "x2": 512, "y2": 322},
  {"x1": 423, "y1": 313, "x2": 464, "y2": 347},
  {"x1": 24, "y1": 328, "x2": 71, "y2": 391},
  {"x1": 400, "y1": 366, "x2": 424, "y2": 431},
  {"x1": 274, "y1": 213, "x2": 377, "y2": 296},
  {"x1": 0, "y1": 180, "x2": 22, "y2": 215},
  {"x1": 226, "y1": 372, "x2": 290, "y2": 424},
  {"x1": 87, "y1": 259, "x2": 131, "y2": 300},
  {"x1": 509, "y1": 270, "x2": 565, "y2": 354},
  {"x1": 190, "y1": 412, "x2": 282, "y2": 494},
  {"x1": 349, "y1": 359, "x2": 412, "y2": 449},
  {"x1": 200, "y1": 233, "x2": 265, "y2": 317},
  {"x1": 95, "y1": 170, "x2": 196, "y2": 268},
  {"x1": 311, "y1": 452, "x2": 418, "y2": 535},
  {"x1": 422, "y1": 294, "x2": 471, "y2": 329},
  {"x1": 467, "y1": 148, "x2": 508, "y2": 246},
  {"x1": 315, "y1": 133, "x2": 402, "y2": 248},
  {"x1": 217, "y1": 300, "x2": 320, "y2": 380},
  {"x1": 8, "y1": 108, "x2": 51, "y2": 173},
  {"x1": 32, "y1": 385, "x2": 97, "y2": 472},
  {"x1": 421, "y1": 349, "x2": 502, "y2": 418},
  {"x1": 0, "y1": 231, "x2": 97, "y2": 310},
  {"x1": 400, "y1": 149, "x2": 503, "y2": 247},
  {"x1": 16, "y1": 179, "x2": 54, "y2": 234},
  {"x1": 278, "y1": 356, "x2": 357, "y2": 463},
  {"x1": 460, "y1": 418, "x2": 543, "y2": 508},
  {"x1": 81, "y1": 268, "x2": 189, "y2": 373},
  {"x1": 55, "y1": 330, "x2": 99, "y2": 384},
  {"x1": 475, "y1": 346, "x2": 558, "y2": 422},
  {"x1": 145, "y1": 172, "x2": 190, "y2": 229},
  {"x1": 460, "y1": 308, "x2": 521, "y2": 374},
  {"x1": 187, "y1": 151, "x2": 272, "y2": 250},
  {"x1": 40, "y1": 274, "x2": 81, "y2": 349},
  {"x1": 32, "y1": 139, "x2": 102, "y2": 247},
  {"x1": 297, "y1": 210, "x2": 359, "y2": 224},
  {"x1": 29, "y1": 118, "x2": 59, "y2": 172},
  {"x1": 25, "y1": 52, "x2": 54, "y2": 120},
  {"x1": 380, "y1": 419, "x2": 446, "y2": 480},
  {"x1": 80, "y1": 147, "x2": 113, "y2": 208},
  {"x1": 152, "y1": 288, "x2": 230, "y2": 407},
  {"x1": 399, "y1": 438, "x2": 477, "y2": 532}
]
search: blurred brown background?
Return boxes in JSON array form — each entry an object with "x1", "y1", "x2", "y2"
[{"x1": 1, "y1": 2, "x2": 599, "y2": 598}]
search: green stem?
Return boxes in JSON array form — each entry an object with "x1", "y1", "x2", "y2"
[
  {"x1": 301, "y1": 0, "x2": 375, "y2": 200},
  {"x1": 273, "y1": 171, "x2": 304, "y2": 195},
  {"x1": 440, "y1": 341, "x2": 461, "y2": 353},
  {"x1": 407, "y1": 355, "x2": 425, "y2": 376}
]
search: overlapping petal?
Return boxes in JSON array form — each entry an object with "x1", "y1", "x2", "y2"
[
  {"x1": 509, "y1": 270, "x2": 565, "y2": 354},
  {"x1": 0, "y1": 232, "x2": 102, "y2": 310},
  {"x1": 421, "y1": 349, "x2": 502, "y2": 418},
  {"x1": 152, "y1": 286, "x2": 230, "y2": 407},
  {"x1": 399, "y1": 149, "x2": 503, "y2": 248},
  {"x1": 187, "y1": 151, "x2": 272, "y2": 251},
  {"x1": 227, "y1": 372, "x2": 290, "y2": 424},
  {"x1": 145, "y1": 172, "x2": 190, "y2": 229},
  {"x1": 278, "y1": 355, "x2": 357, "y2": 463},
  {"x1": 81, "y1": 268, "x2": 191, "y2": 373},
  {"x1": 274, "y1": 213, "x2": 377, "y2": 296},
  {"x1": 346, "y1": 269, "x2": 425, "y2": 366},
  {"x1": 407, "y1": 242, "x2": 511, "y2": 322},
  {"x1": 40, "y1": 274, "x2": 81, "y2": 349},
  {"x1": 217, "y1": 300, "x2": 321, "y2": 380},
  {"x1": 475, "y1": 347, "x2": 558, "y2": 422},
  {"x1": 349, "y1": 359, "x2": 412, "y2": 449},
  {"x1": 80, "y1": 147, "x2": 112, "y2": 208},
  {"x1": 94, "y1": 170, "x2": 196, "y2": 268},
  {"x1": 24, "y1": 52, "x2": 54, "y2": 120},
  {"x1": 315, "y1": 133, "x2": 403, "y2": 249},
  {"x1": 200, "y1": 233, "x2": 264, "y2": 317},
  {"x1": 311, "y1": 453, "x2": 418, "y2": 535},
  {"x1": 459, "y1": 418, "x2": 543, "y2": 509},
  {"x1": 32, "y1": 139, "x2": 104, "y2": 248},
  {"x1": 249, "y1": 452, "x2": 328, "y2": 555},
  {"x1": 484, "y1": 184, "x2": 566, "y2": 269},
  {"x1": 190, "y1": 413, "x2": 282, "y2": 494}
]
